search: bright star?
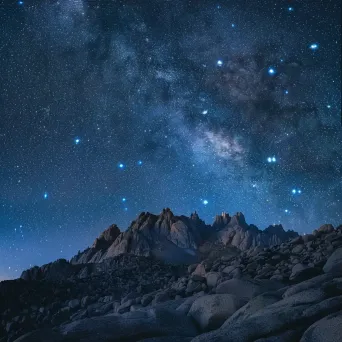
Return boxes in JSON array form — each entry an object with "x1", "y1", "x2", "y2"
[
  {"x1": 217, "y1": 60, "x2": 223, "y2": 67},
  {"x1": 285, "y1": 90, "x2": 289, "y2": 94},
  {"x1": 298, "y1": 189, "x2": 302, "y2": 194},
  {"x1": 288, "y1": 7, "x2": 294, "y2": 12},
  {"x1": 18, "y1": 1, "x2": 24, "y2": 5},
  {"x1": 272, "y1": 157, "x2": 276, "y2": 162},
  {"x1": 118, "y1": 163, "x2": 125, "y2": 169},
  {"x1": 202, "y1": 110, "x2": 208, "y2": 115},
  {"x1": 43, "y1": 192, "x2": 48, "y2": 199},
  {"x1": 327, "y1": 105, "x2": 331, "y2": 109},
  {"x1": 231, "y1": 24, "x2": 235, "y2": 28},
  {"x1": 309, "y1": 43, "x2": 319, "y2": 50},
  {"x1": 203, "y1": 200, "x2": 208, "y2": 205},
  {"x1": 267, "y1": 157, "x2": 272, "y2": 163},
  {"x1": 285, "y1": 209, "x2": 289, "y2": 213},
  {"x1": 292, "y1": 189, "x2": 297, "y2": 194},
  {"x1": 268, "y1": 68, "x2": 276, "y2": 75},
  {"x1": 74, "y1": 138, "x2": 80, "y2": 145},
  {"x1": 137, "y1": 160, "x2": 143, "y2": 165},
  {"x1": 122, "y1": 198, "x2": 126, "y2": 202}
]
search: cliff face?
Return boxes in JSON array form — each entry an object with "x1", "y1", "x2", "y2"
[{"x1": 70, "y1": 209, "x2": 298, "y2": 265}]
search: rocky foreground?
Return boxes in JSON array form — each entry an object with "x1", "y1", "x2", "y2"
[{"x1": 1, "y1": 210, "x2": 342, "y2": 341}]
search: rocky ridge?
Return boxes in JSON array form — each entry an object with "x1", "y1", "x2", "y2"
[
  {"x1": 0, "y1": 211, "x2": 341, "y2": 342},
  {"x1": 70, "y1": 209, "x2": 298, "y2": 266}
]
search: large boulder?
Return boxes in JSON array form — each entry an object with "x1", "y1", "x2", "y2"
[
  {"x1": 300, "y1": 310, "x2": 342, "y2": 342},
  {"x1": 190, "y1": 295, "x2": 342, "y2": 342},
  {"x1": 205, "y1": 272, "x2": 221, "y2": 288},
  {"x1": 289, "y1": 264, "x2": 321, "y2": 282},
  {"x1": 176, "y1": 292, "x2": 205, "y2": 315},
  {"x1": 215, "y1": 278, "x2": 282, "y2": 300},
  {"x1": 188, "y1": 294, "x2": 247, "y2": 331},
  {"x1": 222, "y1": 289, "x2": 285, "y2": 328},
  {"x1": 323, "y1": 248, "x2": 342, "y2": 274},
  {"x1": 59, "y1": 307, "x2": 198, "y2": 342},
  {"x1": 13, "y1": 329, "x2": 63, "y2": 342},
  {"x1": 283, "y1": 273, "x2": 335, "y2": 298}
]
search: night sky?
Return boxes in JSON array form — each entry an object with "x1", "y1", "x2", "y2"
[{"x1": 0, "y1": 0, "x2": 341, "y2": 280}]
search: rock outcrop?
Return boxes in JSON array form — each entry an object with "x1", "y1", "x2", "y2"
[
  {"x1": 70, "y1": 210, "x2": 298, "y2": 266},
  {"x1": 71, "y1": 209, "x2": 211, "y2": 265}
]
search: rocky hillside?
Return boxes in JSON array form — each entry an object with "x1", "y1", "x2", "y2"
[
  {"x1": 1, "y1": 210, "x2": 341, "y2": 342},
  {"x1": 70, "y1": 209, "x2": 298, "y2": 266}
]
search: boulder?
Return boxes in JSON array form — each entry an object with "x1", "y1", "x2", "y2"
[
  {"x1": 68, "y1": 299, "x2": 80, "y2": 310},
  {"x1": 59, "y1": 307, "x2": 198, "y2": 342},
  {"x1": 117, "y1": 299, "x2": 133, "y2": 314},
  {"x1": 323, "y1": 248, "x2": 342, "y2": 274},
  {"x1": 190, "y1": 295, "x2": 342, "y2": 342},
  {"x1": 290, "y1": 264, "x2": 321, "y2": 282},
  {"x1": 176, "y1": 292, "x2": 205, "y2": 315},
  {"x1": 222, "y1": 290, "x2": 285, "y2": 328},
  {"x1": 253, "y1": 329, "x2": 303, "y2": 341},
  {"x1": 188, "y1": 294, "x2": 246, "y2": 331},
  {"x1": 205, "y1": 272, "x2": 221, "y2": 288},
  {"x1": 283, "y1": 273, "x2": 335, "y2": 298},
  {"x1": 300, "y1": 310, "x2": 342, "y2": 342},
  {"x1": 192, "y1": 264, "x2": 206, "y2": 278},
  {"x1": 13, "y1": 329, "x2": 63, "y2": 342},
  {"x1": 215, "y1": 278, "x2": 281, "y2": 300}
]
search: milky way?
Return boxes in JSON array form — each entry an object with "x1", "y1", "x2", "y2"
[{"x1": 0, "y1": 0, "x2": 341, "y2": 279}]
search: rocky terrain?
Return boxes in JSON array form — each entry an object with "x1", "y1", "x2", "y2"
[{"x1": 1, "y1": 209, "x2": 341, "y2": 341}]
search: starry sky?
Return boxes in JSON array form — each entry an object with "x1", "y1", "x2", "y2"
[{"x1": 0, "y1": 0, "x2": 341, "y2": 280}]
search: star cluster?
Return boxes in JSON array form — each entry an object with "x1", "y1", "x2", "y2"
[{"x1": 0, "y1": 0, "x2": 341, "y2": 280}]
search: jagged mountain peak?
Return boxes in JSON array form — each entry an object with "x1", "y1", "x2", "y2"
[
  {"x1": 70, "y1": 209, "x2": 299, "y2": 265},
  {"x1": 92, "y1": 224, "x2": 121, "y2": 250}
]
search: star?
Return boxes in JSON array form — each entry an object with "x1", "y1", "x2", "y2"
[
  {"x1": 43, "y1": 192, "x2": 48, "y2": 199},
  {"x1": 74, "y1": 138, "x2": 80, "y2": 145},
  {"x1": 309, "y1": 43, "x2": 319, "y2": 50},
  {"x1": 267, "y1": 156, "x2": 276, "y2": 163},
  {"x1": 268, "y1": 68, "x2": 276, "y2": 75},
  {"x1": 231, "y1": 24, "x2": 235, "y2": 28},
  {"x1": 285, "y1": 90, "x2": 289, "y2": 94},
  {"x1": 118, "y1": 163, "x2": 125, "y2": 169},
  {"x1": 202, "y1": 110, "x2": 208, "y2": 115},
  {"x1": 202, "y1": 199, "x2": 208, "y2": 205},
  {"x1": 122, "y1": 198, "x2": 126, "y2": 202},
  {"x1": 217, "y1": 60, "x2": 223, "y2": 67},
  {"x1": 137, "y1": 160, "x2": 143, "y2": 165},
  {"x1": 288, "y1": 7, "x2": 294, "y2": 12},
  {"x1": 285, "y1": 209, "x2": 289, "y2": 213},
  {"x1": 18, "y1": 1, "x2": 24, "y2": 5},
  {"x1": 327, "y1": 105, "x2": 331, "y2": 109}
]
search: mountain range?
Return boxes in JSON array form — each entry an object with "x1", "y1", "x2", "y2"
[{"x1": 70, "y1": 209, "x2": 298, "y2": 266}]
